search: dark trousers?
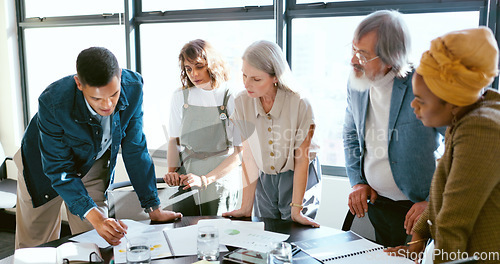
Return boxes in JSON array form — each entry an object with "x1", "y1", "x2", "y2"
[
  {"x1": 367, "y1": 195, "x2": 414, "y2": 247},
  {"x1": 172, "y1": 188, "x2": 200, "y2": 216}
]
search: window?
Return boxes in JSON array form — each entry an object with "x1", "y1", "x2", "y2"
[
  {"x1": 23, "y1": 25, "x2": 126, "y2": 119},
  {"x1": 292, "y1": 16, "x2": 362, "y2": 167},
  {"x1": 142, "y1": 0, "x2": 273, "y2": 11},
  {"x1": 24, "y1": 0, "x2": 123, "y2": 17},
  {"x1": 296, "y1": 0, "x2": 359, "y2": 3}
]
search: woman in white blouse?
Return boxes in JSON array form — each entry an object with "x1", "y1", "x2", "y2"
[
  {"x1": 223, "y1": 40, "x2": 321, "y2": 226},
  {"x1": 163, "y1": 39, "x2": 242, "y2": 216}
]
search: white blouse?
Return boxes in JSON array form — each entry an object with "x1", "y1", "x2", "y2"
[
  {"x1": 231, "y1": 88, "x2": 315, "y2": 174},
  {"x1": 168, "y1": 84, "x2": 241, "y2": 147}
]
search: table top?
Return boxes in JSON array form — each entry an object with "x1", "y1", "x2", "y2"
[{"x1": 43, "y1": 216, "x2": 342, "y2": 263}]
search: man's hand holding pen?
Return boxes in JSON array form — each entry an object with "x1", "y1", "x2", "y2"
[{"x1": 86, "y1": 208, "x2": 128, "y2": 246}]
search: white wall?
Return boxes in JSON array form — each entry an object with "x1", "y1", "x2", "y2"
[{"x1": 0, "y1": 0, "x2": 23, "y2": 158}]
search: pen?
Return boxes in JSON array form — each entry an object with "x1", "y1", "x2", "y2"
[
  {"x1": 407, "y1": 238, "x2": 428, "y2": 245},
  {"x1": 114, "y1": 219, "x2": 129, "y2": 241}
]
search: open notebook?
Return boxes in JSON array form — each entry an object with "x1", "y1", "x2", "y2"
[{"x1": 292, "y1": 231, "x2": 412, "y2": 264}]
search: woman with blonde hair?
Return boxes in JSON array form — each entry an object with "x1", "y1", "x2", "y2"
[
  {"x1": 223, "y1": 40, "x2": 321, "y2": 226},
  {"x1": 386, "y1": 27, "x2": 500, "y2": 263},
  {"x1": 164, "y1": 39, "x2": 242, "y2": 216}
]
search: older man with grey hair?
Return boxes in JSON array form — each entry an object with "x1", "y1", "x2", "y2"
[{"x1": 343, "y1": 10, "x2": 444, "y2": 247}]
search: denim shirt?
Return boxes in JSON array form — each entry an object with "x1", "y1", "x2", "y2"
[
  {"x1": 343, "y1": 70, "x2": 444, "y2": 203},
  {"x1": 21, "y1": 69, "x2": 160, "y2": 218}
]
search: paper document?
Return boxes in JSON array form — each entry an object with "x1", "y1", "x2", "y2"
[
  {"x1": 196, "y1": 218, "x2": 265, "y2": 230},
  {"x1": 218, "y1": 225, "x2": 289, "y2": 252},
  {"x1": 293, "y1": 231, "x2": 412, "y2": 263},
  {"x1": 168, "y1": 219, "x2": 289, "y2": 253},
  {"x1": 71, "y1": 229, "x2": 110, "y2": 248},
  {"x1": 197, "y1": 218, "x2": 232, "y2": 228},
  {"x1": 162, "y1": 224, "x2": 228, "y2": 256},
  {"x1": 72, "y1": 219, "x2": 174, "y2": 263},
  {"x1": 71, "y1": 219, "x2": 173, "y2": 249},
  {"x1": 112, "y1": 220, "x2": 175, "y2": 263},
  {"x1": 119, "y1": 219, "x2": 174, "y2": 236},
  {"x1": 323, "y1": 250, "x2": 413, "y2": 264},
  {"x1": 113, "y1": 233, "x2": 173, "y2": 263},
  {"x1": 226, "y1": 220, "x2": 265, "y2": 231}
]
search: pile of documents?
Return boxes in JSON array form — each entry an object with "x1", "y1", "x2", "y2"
[{"x1": 70, "y1": 218, "x2": 289, "y2": 264}]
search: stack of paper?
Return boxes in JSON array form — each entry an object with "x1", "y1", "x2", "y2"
[
  {"x1": 163, "y1": 218, "x2": 288, "y2": 255},
  {"x1": 71, "y1": 219, "x2": 289, "y2": 263}
]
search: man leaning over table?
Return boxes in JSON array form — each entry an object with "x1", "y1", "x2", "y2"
[
  {"x1": 15, "y1": 47, "x2": 182, "y2": 249},
  {"x1": 343, "y1": 10, "x2": 444, "y2": 247}
]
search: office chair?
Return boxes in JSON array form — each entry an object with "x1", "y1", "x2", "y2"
[
  {"x1": 107, "y1": 177, "x2": 198, "y2": 221},
  {"x1": 341, "y1": 210, "x2": 376, "y2": 242},
  {"x1": 0, "y1": 143, "x2": 16, "y2": 209}
]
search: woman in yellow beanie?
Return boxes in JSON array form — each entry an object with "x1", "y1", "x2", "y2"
[{"x1": 386, "y1": 27, "x2": 500, "y2": 263}]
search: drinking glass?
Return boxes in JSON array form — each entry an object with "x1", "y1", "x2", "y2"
[
  {"x1": 268, "y1": 242, "x2": 292, "y2": 264},
  {"x1": 197, "y1": 225, "x2": 219, "y2": 261},
  {"x1": 126, "y1": 236, "x2": 151, "y2": 264}
]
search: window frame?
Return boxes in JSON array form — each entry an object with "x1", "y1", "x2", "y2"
[{"x1": 15, "y1": 0, "x2": 499, "y2": 176}]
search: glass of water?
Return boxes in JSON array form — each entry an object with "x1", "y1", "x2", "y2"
[
  {"x1": 268, "y1": 242, "x2": 292, "y2": 264},
  {"x1": 126, "y1": 236, "x2": 151, "y2": 264},
  {"x1": 197, "y1": 225, "x2": 219, "y2": 261}
]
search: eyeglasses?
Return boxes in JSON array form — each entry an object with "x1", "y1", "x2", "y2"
[{"x1": 352, "y1": 46, "x2": 379, "y2": 65}]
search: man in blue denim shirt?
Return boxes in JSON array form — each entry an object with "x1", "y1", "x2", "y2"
[
  {"x1": 343, "y1": 11, "x2": 443, "y2": 247},
  {"x1": 15, "y1": 47, "x2": 182, "y2": 249}
]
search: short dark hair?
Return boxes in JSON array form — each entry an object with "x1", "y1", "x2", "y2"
[{"x1": 76, "y1": 47, "x2": 120, "y2": 87}]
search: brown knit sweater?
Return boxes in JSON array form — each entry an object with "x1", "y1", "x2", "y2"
[{"x1": 413, "y1": 89, "x2": 500, "y2": 263}]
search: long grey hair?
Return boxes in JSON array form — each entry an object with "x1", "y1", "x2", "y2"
[{"x1": 242, "y1": 40, "x2": 297, "y2": 94}]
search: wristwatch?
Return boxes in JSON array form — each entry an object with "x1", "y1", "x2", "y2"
[{"x1": 143, "y1": 204, "x2": 160, "y2": 213}]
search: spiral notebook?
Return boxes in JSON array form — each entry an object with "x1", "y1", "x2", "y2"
[{"x1": 292, "y1": 231, "x2": 412, "y2": 263}]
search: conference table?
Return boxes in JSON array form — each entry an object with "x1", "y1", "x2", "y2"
[{"x1": 42, "y1": 215, "x2": 342, "y2": 264}]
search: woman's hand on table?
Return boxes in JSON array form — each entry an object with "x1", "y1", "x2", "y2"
[
  {"x1": 222, "y1": 207, "x2": 252, "y2": 218},
  {"x1": 291, "y1": 207, "x2": 320, "y2": 228}
]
